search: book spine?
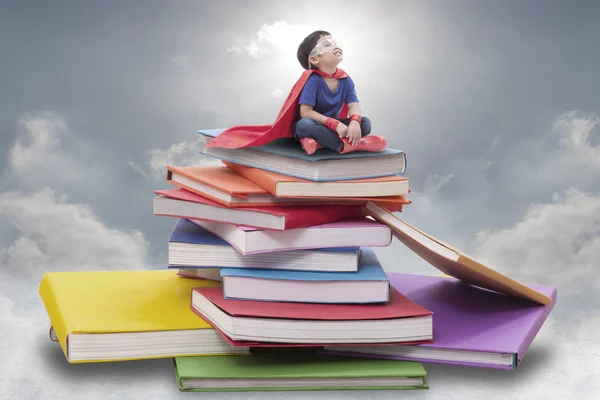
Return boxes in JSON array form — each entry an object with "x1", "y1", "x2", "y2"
[
  {"x1": 38, "y1": 275, "x2": 70, "y2": 360},
  {"x1": 515, "y1": 288, "x2": 557, "y2": 367}
]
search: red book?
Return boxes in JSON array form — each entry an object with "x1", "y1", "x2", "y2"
[
  {"x1": 190, "y1": 286, "x2": 433, "y2": 347},
  {"x1": 153, "y1": 188, "x2": 369, "y2": 230}
]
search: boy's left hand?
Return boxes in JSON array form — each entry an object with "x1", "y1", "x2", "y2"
[{"x1": 347, "y1": 120, "x2": 362, "y2": 145}]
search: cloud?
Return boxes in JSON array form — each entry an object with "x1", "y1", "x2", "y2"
[
  {"x1": 0, "y1": 183, "x2": 153, "y2": 398},
  {"x1": 227, "y1": 21, "x2": 317, "y2": 59},
  {"x1": 129, "y1": 138, "x2": 221, "y2": 180},
  {"x1": 0, "y1": 188, "x2": 149, "y2": 281},
  {"x1": 423, "y1": 173, "x2": 455, "y2": 197},
  {"x1": 534, "y1": 111, "x2": 600, "y2": 187},
  {"x1": 554, "y1": 111, "x2": 600, "y2": 166},
  {"x1": 0, "y1": 293, "x2": 176, "y2": 400},
  {"x1": 0, "y1": 119, "x2": 156, "y2": 398},
  {"x1": 6, "y1": 112, "x2": 83, "y2": 184},
  {"x1": 0, "y1": 296, "x2": 36, "y2": 398},
  {"x1": 466, "y1": 185, "x2": 600, "y2": 336},
  {"x1": 270, "y1": 88, "x2": 284, "y2": 98},
  {"x1": 470, "y1": 187, "x2": 600, "y2": 286},
  {"x1": 400, "y1": 111, "x2": 600, "y2": 243}
]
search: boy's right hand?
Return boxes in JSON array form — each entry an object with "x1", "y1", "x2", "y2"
[{"x1": 336, "y1": 122, "x2": 348, "y2": 138}]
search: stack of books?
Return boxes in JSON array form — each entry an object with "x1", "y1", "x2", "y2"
[
  {"x1": 38, "y1": 128, "x2": 557, "y2": 393},
  {"x1": 155, "y1": 129, "x2": 433, "y2": 391}
]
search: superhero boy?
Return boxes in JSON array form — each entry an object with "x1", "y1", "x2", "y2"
[{"x1": 204, "y1": 30, "x2": 386, "y2": 155}]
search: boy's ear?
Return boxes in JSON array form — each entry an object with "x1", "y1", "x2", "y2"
[{"x1": 309, "y1": 55, "x2": 320, "y2": 67}]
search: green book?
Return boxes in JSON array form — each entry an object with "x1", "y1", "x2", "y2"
[{"x1": 174, "y1": 353, "x2": 428, "y2": 392}]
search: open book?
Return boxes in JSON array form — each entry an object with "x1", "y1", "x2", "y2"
[{"x1": 365, "y1": 202, "x2": 553, "y2": 306}]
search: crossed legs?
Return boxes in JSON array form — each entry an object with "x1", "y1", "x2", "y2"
[{"x1": 292, "y1": 116, "x2": 386, "y2": 154}]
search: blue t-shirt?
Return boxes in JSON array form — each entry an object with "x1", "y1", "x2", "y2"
[{"x1": 298, "y1": 74, "x2": 359, "y2": 118}]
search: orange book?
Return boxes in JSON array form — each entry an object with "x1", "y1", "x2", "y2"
[
  {"x1": 365, "y1": 202, "x2": 553, "y2": 306},
  {"x1": 223, "y1": 161, "x2": 410, "y2": 199},
  {"x1": 166, "y1": 165, "x2": 410, "y2": 211}
]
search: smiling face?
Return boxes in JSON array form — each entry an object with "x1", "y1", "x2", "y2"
[{"x1": 308, "y1": 35, "x2": 343, "y2": 69}]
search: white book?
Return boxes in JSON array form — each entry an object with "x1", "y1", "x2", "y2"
[
  {"x1": 169, "y1": 219, "x2": 361, "y2": 272},
  {"x1": 219, "y1": 248, "x2": 389, "y2": 304},
  {"x1": 190, "y1": 217, "x2": 392, "y2": 255}
]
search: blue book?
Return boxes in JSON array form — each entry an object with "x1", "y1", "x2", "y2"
[
  {"x1": 168, "y1": 219, "x2": 361, "y2": 272},
  {"x1": 197, "y1": 129, "x2": 406, "y2": 182},
  {"x1": 220, "y1": 248, "x2": 390, "y2": 304}
]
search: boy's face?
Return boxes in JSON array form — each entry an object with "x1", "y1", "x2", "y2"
[{"x1": 309, "y1": 35, "x2": 343, "y2": 68}]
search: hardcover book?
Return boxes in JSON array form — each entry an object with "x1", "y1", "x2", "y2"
[
  {"x1": 174, "y1": 353, "x2": 428, "y2": 391},
  {"x1": 320, "y1": 273, "x2": 557, "y2": 370},
  {"x1": 197, "y1": 129, "x2": 406, "y2": 181}
]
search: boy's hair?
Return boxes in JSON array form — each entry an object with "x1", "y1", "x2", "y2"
[{"x1": 297, "y1": 30, "x2": 331, "y2": 70}]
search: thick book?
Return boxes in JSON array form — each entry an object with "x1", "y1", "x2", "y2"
[
  {"x1": 198, "y1": 129, "x2": 406, "y2": 181},
  {"x1": 191, "y1": 217, "x2": 392, "y2": 255},
  {"x1": 174, "y1": 353, "x2": 428, "y2": 392},
  {"x1": 190, "y1": 285, "x2": 433, "y2": 345},
  {"x1": 365, "y1": 201, "x2": 553, "y2": 305},
  {"x1": 153, "y1": 188, "x2": 367, "y2": 230},
  {"x1": 169, "y1": 219, "x2": 360, "y2": 272},
  {"x1": 223, "y1": 161, "x2": 410, "y2": 198},
  {"x1": 220, "y1": 248, "x2": 389, "y2": 303},
  {"x1": 320, "y1": 273, "x2": 557, "y2": 370},
  {"x1": 38, "y1": 269, "x2": 248, "y2": 363},
  {"x1": 166, "y1": 165, "x2": 407, "y2": 207}
]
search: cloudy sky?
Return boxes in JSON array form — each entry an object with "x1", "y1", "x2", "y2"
[{"x1": 1, "y1": 0, "x2": 599, "y2": 398}]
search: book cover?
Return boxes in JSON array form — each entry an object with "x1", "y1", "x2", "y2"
[
  {"x1": 192, "y1": 217, "x2": 392, "y2": 255},
  {"x1": 167, "y1": 165, "x2": 267, "y2": 196},
  {"x1": 169, "y1": 219, "x2": 361, "y2": 272},
  {"x1": 170, "y1": 218, "x2": 357, "y2": 255},
  {"x1": 219, "y1": 248, "x2": 388, "y2": 303},
  {"x1": 320, "y1": 273, "x2": 557, "y2": 370},
  {"x1": 174, "y1": 353, "x2": 428, "y2": 391},
  {"x1": 38, "y1": 269, "x2": 246, "y2": 363},
  {"x1": 365, "y1": 201, "x2": 553, "y2": 305},
  {"x1": 167, "y1": 164, "x2": 401, "y2": 208},
  {"x1": 154, "y1": 188, "x2": 367, "y2": 230},
  {"x1": 223, "y1": 160, "x2": 410, "y2": 199},
  {"x1": 190, "y1": 284, "x2": 433, "y2": 347},
  {"x1": 197, "y1": 129, "x2": 407, "y2": 181},
  {"x1": 198, "y1": 129, "x2": 405, "y2": 162}
]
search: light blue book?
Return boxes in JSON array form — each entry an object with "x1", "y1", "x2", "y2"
[
  {"x1": 168, "y1": 219, "x2": 361, "y2": 272},
  {"x1": 197, "y1": 129, "x2": 406, "y2": 182},
  {"x1": 220, "y1": 248, "x2": 390, "y2": 304}
]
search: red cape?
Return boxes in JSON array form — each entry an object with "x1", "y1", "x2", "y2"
[{"x1": 204, "y1": 68, "x2": 349, "y2": 149}]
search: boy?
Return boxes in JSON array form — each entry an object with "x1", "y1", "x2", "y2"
[
  {"x1": 203, "y1": 31, "x2": 386, "y2": 154},
  {"x1": 293, "y1": 31, "x2": 386, "y2": 154}
]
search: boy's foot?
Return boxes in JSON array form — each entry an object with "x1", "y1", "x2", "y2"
[
  {"x1": 300, "y1": 138, "x2": 324, "y2": 155},
  {"x1": 339, "y1": 135, "x2": 387, "y2": 154}
]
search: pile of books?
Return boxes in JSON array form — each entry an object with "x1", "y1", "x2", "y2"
[{"x1": 39, "y1": 128, "x2": 557, "y2": 393}]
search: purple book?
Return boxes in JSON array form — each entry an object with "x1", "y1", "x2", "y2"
[{"x1": 319, "y1": 273, "x2": 557, "y2": 370}]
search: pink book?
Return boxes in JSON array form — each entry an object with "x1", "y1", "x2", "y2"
[{"x1": 189, "y1": 217, "x2": 392, "y2": 255}]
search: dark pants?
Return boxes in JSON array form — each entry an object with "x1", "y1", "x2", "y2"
[{"x1": 292, "y1": 116, "x2": 372, "y2": 152}]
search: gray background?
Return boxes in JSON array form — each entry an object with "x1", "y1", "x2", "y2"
[{"x1": 1, "y1": 0, "x2": 598, "y2": 398}]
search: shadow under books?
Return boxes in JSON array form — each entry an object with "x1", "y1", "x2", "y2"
[{"x1": 37, "y1": 338, "x2": 174, "y2": 379}]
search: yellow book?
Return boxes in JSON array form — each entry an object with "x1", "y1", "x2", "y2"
[
  {"x1": 365, "y1": 202, "x2": 552, "y2": 306},
  {"x1": 39, "y1": 269, "x2": 249, "y2": 363}
]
